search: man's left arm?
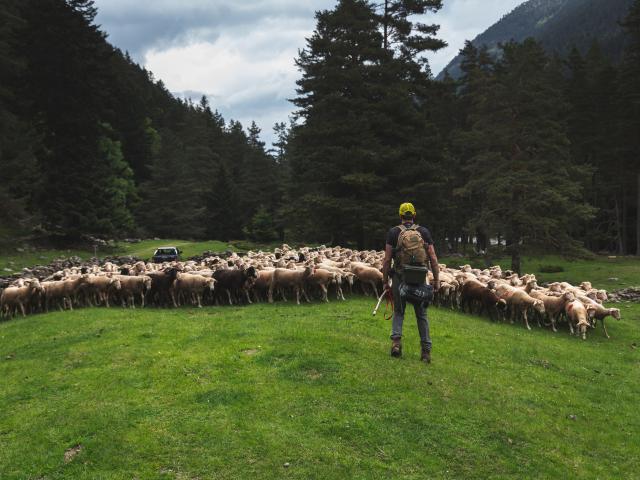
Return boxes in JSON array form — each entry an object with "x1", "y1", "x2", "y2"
[{"x1": 427, "y1": 244, "x2": 440, "y2": 291}]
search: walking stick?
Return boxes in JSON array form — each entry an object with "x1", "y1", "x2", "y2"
[{"x1": 372, "y1": 289, "x2": 387, "y2": 316}]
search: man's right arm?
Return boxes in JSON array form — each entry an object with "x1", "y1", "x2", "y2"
[{"x1": 382, "y1": 244, "x2": 393, "y2": 289}]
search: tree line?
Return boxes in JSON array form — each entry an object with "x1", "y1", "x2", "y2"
[
  {"x1": 285, "y1": 0, "x2": 640, "y2": 271},
  {"x1": 0, "y1": 0, "x2": 282, "y2": 246},
  {"x1": 0, "y1": 0, "x2": 638, "y2": 271}
]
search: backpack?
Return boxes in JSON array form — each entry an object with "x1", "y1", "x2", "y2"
[{"x1": 396, "y1": 224, "x2": 427, "y2": 268}]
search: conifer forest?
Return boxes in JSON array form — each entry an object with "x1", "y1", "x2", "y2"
[{"x1": 1, "y1": 0, "x2": 639, "y2": 271}]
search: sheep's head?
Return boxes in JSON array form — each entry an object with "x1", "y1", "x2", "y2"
[
  {"x1": 111, "y1": 278, "x2": 122, "y2": 291},
  {"x1": 533, "y1": 300, "x2": 545, "y2": 314},
  {"x1": 143, "y1": 277, "x2": 152, "y2": 290},
  {"x1": 577, "y1": 319, "x2": 590, "y2": 340},
  {"x1": 207, "y1": 278, "x2": 216, "y2": 291},
  {"x1": 597, "y1": 290, "x2": 608, "y2": 302},
  {"x1": 580, "y1": 281, "x2": 592, "y2": 291},
  {"x1": 29, "y1": 279, "x2": 44, "y2": 294},
  {"x1": 610, "y1": 308, "x2": 621, "y2": 320},
  {"x1": 496, "y1": 298, "x2": 507, "y2": 310},
  {"x1": 563, "y1": 292, "x2": 576, "y2": 302}
]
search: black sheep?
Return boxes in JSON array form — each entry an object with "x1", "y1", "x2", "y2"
[
  {"x1": 213, "y1": 266, "x2": 258, "y2": 305},
  {"x1": 147, "y1": 267, "x2": 180, "y2": 307}
]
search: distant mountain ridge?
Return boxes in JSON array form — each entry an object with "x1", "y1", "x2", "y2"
[{"x1": 437, "y1": 0, "x2": 634, "y2": 80}]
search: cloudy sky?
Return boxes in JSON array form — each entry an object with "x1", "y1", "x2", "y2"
[{"x1": 94, "y1": 0, "x2": 524, "y2": 144}]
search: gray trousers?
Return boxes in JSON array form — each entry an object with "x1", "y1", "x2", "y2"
[{"x1": 390, "y1": 275, "x2": 432, "y2": 351}]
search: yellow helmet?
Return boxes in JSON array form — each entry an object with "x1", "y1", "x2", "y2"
[{"x1": 399, "y1": 202, "x2": 416, "y2": 217}]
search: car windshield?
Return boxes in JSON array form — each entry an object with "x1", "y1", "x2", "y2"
[{"x1": 155, "y1": 248, "x2": 176, "y2": 255}]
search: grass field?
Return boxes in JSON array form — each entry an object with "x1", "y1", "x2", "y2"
[{"x1": 1, "y1": 297, "x2": 639, "y2": 479}]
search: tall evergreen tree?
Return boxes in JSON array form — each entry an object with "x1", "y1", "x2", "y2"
[
  {"x1": 19, "y1": 0, "x2": 135, "y2": 237},
  {"x1": 0, "y1": 0, "x2": 41, "y2": 236},
  {"x1": 617, "y1": 0, "x2": 640, "y2": 254},
  {"x1": 455, "y1": 39, "x2": 594, "y2": 272},
  {"x1": 375, "y1": 0, "x2": 446, "y2": 65}
]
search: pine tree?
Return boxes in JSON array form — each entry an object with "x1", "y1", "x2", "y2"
[
  {"x1": 375, "y1": 0, "x2": 446, "y2": 65},
  {"x1": 205, "y1": 164, "x2": 241, "y2": 241},
  {"x1": 455, "y1": 39, "x2": 594, "y2": 272},
  {"x1": 617, "y1": 0, "x2": 640, "y2": 254},
  {"x1": 20, "y1": 0, "x2": 135, "y2": 237},
  {"x1": 0, "y1": 0, "x2": 41, "y2": 236}
]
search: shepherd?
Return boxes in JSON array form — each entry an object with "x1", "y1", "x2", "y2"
[{"x1": 382, "y1": 202, "x2": 440, "y2": 363}]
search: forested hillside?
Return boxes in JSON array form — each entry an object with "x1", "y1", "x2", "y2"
[
  {"x1": 439, "y1": 0, "x2": 634, "y2": 79},
  {"x1": 0, "y1": 0, "x2": 282, "y2": 245},
  {"x1": 0, "y1": 0, "x2": 639, "y2": 271}
]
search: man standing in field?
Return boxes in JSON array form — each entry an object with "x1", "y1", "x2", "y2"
[{"x1": 382, "y1": 203, "x2": 440, "y2": 363}]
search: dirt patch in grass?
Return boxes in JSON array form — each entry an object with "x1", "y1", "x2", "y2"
[
  {"x1": 242, "y1": 348, "x2": 260, "y2": 356},
  {"x1": 64, "y1": 444, "x2": 82, "y2": 463}
]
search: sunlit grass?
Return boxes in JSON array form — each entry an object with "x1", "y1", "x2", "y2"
[{"x1": 1, "y1": 298, "x2": 638, "y2": 479}]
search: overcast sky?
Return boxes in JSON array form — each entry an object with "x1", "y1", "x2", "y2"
[{"x1": 94, "y1": 0, "x2": 524, "y2": 144}]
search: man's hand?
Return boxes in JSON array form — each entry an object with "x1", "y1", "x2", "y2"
[{"x1": 433, "y1": 279, "x2": 441, "y2": 292}]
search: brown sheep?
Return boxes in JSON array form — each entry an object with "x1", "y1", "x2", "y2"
[
  {"x1": 460, "y1": 280, "x2": 507, "y2": 321},
  {"x1": 41, "y1": 276, "x2": 91, "y2": 312},
  {"x1": 269, "y1": 266, "x2": 314, "y2": 305},
  {"x1": 529, "y1": 291, "x2": 575, "y2": 332},
  {"x1": 507, "y1": 290, "x2": 545, "y2": 330},
  {"x1": 305, "y1": 268, "x2": 337, "y2": 303},
  {"x1": 351, "y1": 265, "x2": 383, "y2": 297},
  {"x1": 565, "y1": 300, "x2": 596, "y2": 340},
  {"x1": 1, "y1": 280, "x2": 44, "y2": 318},
  {"x1": 252, "y1": 269, "x2": 275, "y2": 303},
  {"x1": 117, "y1": 275, "x2": 152, "y2": 308},
  {"x1": 577, "y1": 296, "x2": 620, "y2": 338},
  {"x1": 171, "y1": 273, "x2": 216, "y2": 308},
  {"x1": 82, "y1": 276, "x2": 122, "y2": 308}
]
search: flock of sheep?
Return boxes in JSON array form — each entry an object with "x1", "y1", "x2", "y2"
[{"x1": 0, "y1": 244, "x2": 620, "y2": 340}]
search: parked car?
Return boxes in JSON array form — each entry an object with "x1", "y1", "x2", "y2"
[{"x1": 152, "y1": 246, "x2": 181, "y2": 263}]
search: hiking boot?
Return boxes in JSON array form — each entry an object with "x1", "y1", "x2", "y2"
[
  {"x1": 390, "y1": 338, "x2": 402, "y2": 358},
  {"x1": 420, "y1": 346, "x2": 431, "y2": 364}
]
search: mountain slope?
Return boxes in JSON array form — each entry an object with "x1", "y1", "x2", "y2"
[{"x1": 438, "y1": 0, "x2": 634, "y2": 79}]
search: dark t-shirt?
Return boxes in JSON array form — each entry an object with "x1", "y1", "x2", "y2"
[{"x1": 386, "y1": 222, "x2": 434, "y2": 249}]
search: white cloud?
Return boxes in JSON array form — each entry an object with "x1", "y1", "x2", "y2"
[{"x1": 95, "y1": 0, "x2": 526, "y2": 144}]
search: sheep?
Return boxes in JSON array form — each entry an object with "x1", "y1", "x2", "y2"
[
  {"x1": 506, "y1": 290, "x2": 545, "y2": 330},
  {"x1": 305, "y1": 268, "x2": 337, "y2": 303},
  {"x1": 269, "y1": 266, "x2": 314, "y2": 305},
  {"x1": 252, "y1": 269, "x2": 275, "y2": 303},
  {"x1": 576, "y1": 296, "x2": 620, "y2": 338},
  {"x1": 1, "y1": 280, "x2": 44, "y2": 318},
  {"x1": 117, "y1": 275, "x2": 152, "y2": 308},
  {"x1": 171, "y1": 273, "x2": 216, "y2": 308},
  {"x1": 460, "y1": 280, "x2": 507, "y2": 321},
  {"x1": 82, "y1": 276, "x2": 122, "y2": 308},
  {"x1": 351, "y1": 264, "x2": 383, "y2": 297},
  {"x1": 565, "y1": 300, "x2": 596, "y2": 340},
  {"x1": 529, "y1": 291, "x2": 575, "y2": 332},
  {"x1": 213, "y1": 266, "x2": 258, "y2": 305},
  {"x1": 41, "y1": 280, "x2": 72, "y2": 312},
  {"x1": 147, "y1": 268, "x2": 181, "y2": 307}
]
